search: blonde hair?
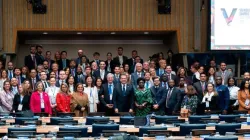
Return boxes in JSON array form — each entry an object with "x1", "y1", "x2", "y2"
[{"x1": 60, "y1": 83, "x2": 70, "y2": 94}]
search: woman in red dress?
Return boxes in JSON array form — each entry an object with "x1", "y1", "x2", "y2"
[{"x1": 56, "y1": 83, "x2": 71, "y2": 113}]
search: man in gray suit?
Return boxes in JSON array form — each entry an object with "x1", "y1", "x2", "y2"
[
  {"x1": 215, "y1": 62, "x2": 233, "y2": 86},
  {"x1": 131, "y1": 63, "x2": 144, "y2": 89}
]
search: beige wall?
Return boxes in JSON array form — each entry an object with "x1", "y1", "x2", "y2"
[{"x1": 17, "y1": 44, "x2": 169, "y2": 67}]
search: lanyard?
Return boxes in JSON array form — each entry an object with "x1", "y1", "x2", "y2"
[{"x1": 90, "y1": 88, "x2": 93, "y2": 97}]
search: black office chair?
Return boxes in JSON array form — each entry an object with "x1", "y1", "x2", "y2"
[
  {"x1": 179, "y1": 124, "x2": 206, "y2": 136},
  {"x1": 119, "y1": 116, "x2": 134, "y2": 125},
  {"x1": 204, "y1": 136, "x2": 238, "y2": 140},
  {"x1": 189, "y1": 115, "x2": 211, "y2": 124},
  {"x1": 85, "y1": 117, "x2": 110, "y2": 125},
  {"x1": 215, "y1": 124, "x2": 241, "y2": 135},
  {"x1": 155, "y1": 116, "x2": 178, "y2": 124},
  {"x1": 219, "y1": 115, "x2": 240, "y2": 123},
  {"x1": 88, "y1": 112, "x2": 105, "y2": 116},
  {"x1": 8, "y1": 127, "x2": 36, "y2": 138},
  {"x1": 34, "y1": 112, "x2": 49, "y2": 117},
  {"x1": 50, "y1": 117, "x2": 74, "y2": 125},
  {"x1": 58, "y1": 127, "x2": 88, "y2": 137},
  {"x1": 14, "y1": 117, "x2": 38, "y2": 125},
  {"x1": 138, "y1": 127, "x2": 168, "y2": 137},
  {"x1": 58, "y1": 120, "x2": 78, "y2": 125},
  {"x1": 92, "y1": 124, "x2": 119, "y2": 137}
]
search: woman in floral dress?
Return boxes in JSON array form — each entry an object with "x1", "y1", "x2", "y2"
[{"x1": 181, "y1": 85, "x2": 198, "y2": 115}]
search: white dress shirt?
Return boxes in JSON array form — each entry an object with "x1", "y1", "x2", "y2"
[
  {"x1": 84, "y1": 86, "x2": 99, "y2": 112},
  {"x1": 228, "y1": 86, "x2": 240, "y2": 106},
  {"x1": 45, "y1": 86, "x2": 60, "y2": 105}
]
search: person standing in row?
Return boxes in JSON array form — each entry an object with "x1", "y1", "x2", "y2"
[
  {"x1": 71, "y1": 83, "x2": 88, "y2": 117},
  {"x1": 12, "y1": 84, "x2": 30, "y2": 112},
  {"x1": 56, "y1": 83, "x2": 71, "y2": 113},
  {"x1": 0, "y1": 80, "x2": 14, "y2": 112}
]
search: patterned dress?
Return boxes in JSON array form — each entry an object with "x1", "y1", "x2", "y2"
[
  {"x1": 134, "y1": 88, "x2": 153, "y2": 116},
  {"x1": 181, "y1": 95, "x2": 198, "y2": 114}
]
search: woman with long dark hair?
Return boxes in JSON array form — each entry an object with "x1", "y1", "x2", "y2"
[
  {"x1": 12, "y1": 84, "x2": 31, "y2": 112},
  {"x1": 238, "y1": 80, "x2": 250, "y2": 113},
  {"x1": 84, "y1": 76, "x2": 99, "y2": 113},
  {"x1": 227, "y1": 77, "x2": 240, "y2": 111},
  {"x1": 0, "y1": 80, "x2": 14, "y2": 112}
]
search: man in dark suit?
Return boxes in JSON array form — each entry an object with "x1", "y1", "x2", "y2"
[
  {"x1": 150, "y1": 76, "x2": 167, "y2": 115},
  {"x1": 193, "y1": 73, "x2": 207, "y2": 115},
  {"x1": 105, "y1": 52, "x2": 115, "y2": 73},
  {"x1": 165, "y1": 65, "x2": 178, "y2": 84},
  {"x1": 43, "y1": 60, "x2": 51, "y2": 77},
  {"x1": 131, "y1": 63, "x2": 144, "y2": 89},
  {"x1": 113, "y1": 74, "x2": 134, "y2": 114},
  {"x1": 165, "y1": 79, "x2": 181, "y2": 115},
  {"x1": 113, "y1": 47, "x2": 128, "y2": 67},
  {"x1": 57, "y1": 51, "x2": 70, "y2": 71},
  {"x1": 215, "y1": 62, "x2": 233, "y2": 86},
  {"x1": 39, "y1": 71, "x2": 50, "y2": 90},
  {"x1": 24, "y1": 45, "x2": 42, "y2": 70},
  {"x1": 126, "y1": 50, "x2": 143, "y2": 73},
  {"x1": 28, "y1": 69, "x2": 39, "y2": 91},
  {"x1": 56, "y1": 70, "x2": 67, "y2": 87},
  {"x1": 156, "y1": 59, "x2": 166, "y2": 76},
  {"x1": 93, "y1": 61, "x2": 108, "y2": 83},
  {"x1": 190, "y1": 64, "x2": 200, "y2": 84},
  {"x1": 75, "y1": 49, "x2": 89, "y2": 65},
  {"x1": 113, "y1": 66, "x2": 121, "y2": 85},
  {"x1": 69, "y1": 60, "x2": 77, "y2": 77},
  {"x1": 14, "y1": 68, "x2": 25, "y2": 85},
  {"x1": 90, "y1": 52, "x2": 101, "y2": 67},
  {"x1": 215, "y1": 76, "x2": 230, "y2": 114},
  {"x1": 99, "y1": 73, "x2": 116, "y2": 116},
  {"x1": 7, "y1": 61, "x2": 14, "y2": 80},
  {"x1": 44, "y1": 51, "x2": 55, "y2": 70}
]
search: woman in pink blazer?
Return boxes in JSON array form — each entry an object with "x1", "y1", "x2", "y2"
[{"x1": 30, "y1": 81, "x2": 52, "y2": 115}]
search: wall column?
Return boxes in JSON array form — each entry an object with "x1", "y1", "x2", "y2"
[
  {"x1": 194, "y1": 0, "x2": 202, "y2": 52},
  {"x1": 0, "y1": 0, "x2": 3, "y2": 51}
]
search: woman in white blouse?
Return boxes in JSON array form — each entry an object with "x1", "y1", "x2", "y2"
[
  {"x1": 227, "y1": 77, "x2": 240, "y2": 109},
  {"x1": 45, "y1": 77, "x2": 60, "y2": 111},
  {"x1": 84, "y1": 76, "x2": 99, "y2": 113},
  {"x1": 0, "y1": 70, "x2": 8, "y2": 90},
  {"x1": 201, "y1": 83, "x2": 219, "y2": 113}
]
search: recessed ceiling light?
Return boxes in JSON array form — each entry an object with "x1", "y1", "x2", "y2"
[
  {"x1": 144, "y1": 32, "x2": 149, "y2": 34},
  {"x1": 43, "y1": 32, "x2": 48, "y2": 34},
  {"x1": 110, "y1": 32, "x2": 116, "y2": 34},
  {"x1": 77, "y1": 32, "x2": 82, "y2": 35}
]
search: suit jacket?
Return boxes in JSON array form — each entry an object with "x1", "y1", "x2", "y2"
[
  {"x1": 166, "y1": 87, "x2": 181, "y2": 112},
  {"x1": 126, "y1": 58, "x2": 143, "y2": 74},
  {"x1": 57, "y1": 59, "x2": 70, "y2": 70},
  {"x1": 56, "y1": 79, "x2": 66, "y2": 87},
  {"x1": 45, "y1": 59, "x2": 55, "y2": 70},
  {"x1": 93, "y1": 69, "x2": 108, "y2": 83},
  {"x1": 113, "y1": 74, "x2": 120, "y2": 85},
  {"x1": 14, "y1": 76, "x2": 26, "y2": 84},
  {"x1": 105, "y1": 60, "x2": 116, "y2": 73},
  {"x1": 30, "y1": 91, "x2": 52, "y2": 115},
  {"x1": 12, "y1": 94, "x2": 31, "y2": 112},
  {"x1": 215, "y1": 70, "x2": 233, "y2": 86},
  {"x1": 24, "y1": 54, "x2": 43, "y2": 70},
  {"x1": 7, "y1": 70, "x2": 14, "y2": 80},
  {"x1": 99, "y1": 83, "x2": 116, "y2": 115},
  {"x1": 113, "y1": 84, "x2": 134, "y2": 112},
  {"x1": 90, "y1": 60, "x2": 101, "y2": 67},
  {"x1": 74, "y1": 73, "x2": 85, "y2": 84},
  {"x1": 131, "y1": 72, "x2": 145, "y2": 89},
  {"x1": 28, "y1": 76, "x2": 40, "y2": 91},
  {"x1": 216, "y1": 85, "x2": 230, "y2": 111},
  {"x1": 150, "y1": 86, "x2": 167, "y2": 110},
  {"x1": 113, "y1": 56, "x2": 128, "y2": 66},
  {"x1": 156, "y1": 68, "x2": 165, "y2": 76},
  {"x1": 193, "y1": 81, "x2": 207, "y2": 103},
  {"x1": 166, "y1": 73, "x2": 178, "y2": 84}
]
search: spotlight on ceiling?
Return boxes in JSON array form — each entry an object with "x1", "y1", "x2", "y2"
[
  {"x1": 144, "y1": 32, "x2": 149, "y2": 34},
  {"x1": 77, "y1": 32, "x2": 82, "y2": 35},
  {"x1": 43, "y1": 32, "x2": 48, "y2": 34},
  {"x1": 110, "y1": 32, "x2": 116, "y2": 34}
]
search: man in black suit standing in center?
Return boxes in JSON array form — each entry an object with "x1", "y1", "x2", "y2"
[
  {"x1": 113, "y1": 74, "x2": 134, "y2": 114},
  {"x1": 150, "y1": 76, "x2": 167, "y2": 115},
  {"x1": 93, "y1": 61, "x2": 108, "y2": 84}
]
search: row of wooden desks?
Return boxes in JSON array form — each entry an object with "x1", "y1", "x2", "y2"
[{"x1": 1, "y1": 124, "x2": 250, "y2": 133}]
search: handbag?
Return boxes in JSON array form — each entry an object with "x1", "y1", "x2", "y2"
[{"x1": 180, "y1": 108, "x2": 190, "y2": 118}]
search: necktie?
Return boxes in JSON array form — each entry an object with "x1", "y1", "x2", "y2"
[
  {"x1": 101, "y1": 70, "x2": 104, "y2": 80},
  {"x1": 9, "y1": 71, "x2": 13, "y2": 80},
  {"x1": 78, "y1": 75, "x2": 81, "y2": 83},
  {"x1": 32, "y1": 78, "x2": 35, "y2": 90},
  {"x1": 146, "y1": 81, "x2": 149, "y2": 89},
  {"x1": 108, "y1": 85, "x2": 112, "y2": 95},
  {"x1": 44, "y1": 81, "x2": 48, "y2": 89},
  {"x1": 138, "y1": 73, "x2": 141, "y2": 77},
  {"x1": 164, "y1": 82, "x2": 167, "y2": 88},
  {"x1": 17, "y1": 76, "x2": 21, "y2": 85},
  {"x1": 32, "y1": 55, "x2": 37, "y2": 67},
  {"x1": 63, "y1": 60, "x2": 66, "y2": 68},
  {"x1": 71, "y1": 69, "x2": 75, "y2": 76},
  {"x1": 167, "y1": 74, "x2": 170, "y2": 80},
  {"x1": 202, "y1": 82, "x2": 205, "y2": 93},
  {"x1": 167, "y1": 88, "x2": 173, "y2": 101},
  {"x1": 122, "y1": 84, "x2": 126, "y2": 96}
]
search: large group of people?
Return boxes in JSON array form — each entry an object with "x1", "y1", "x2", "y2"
[{"x1": 0, "y1": 44, "x2": 249, "y2": 117}]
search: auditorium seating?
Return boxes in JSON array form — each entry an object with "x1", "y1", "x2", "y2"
[
  {"x1": 8, "y1": 127, "x2": 36, "y2": 138},
  {"x1": 154, "y1": 116, "x2": 178, "y2": 124},
  {"x1": 219, "y1": 115, "x2": 240, "y2": 123},
  {"x1": 85, "y1": 117, "x2": 110, "y2": 125},
  {"x1": 59, "y1": 127, "x2": 88, "y2": 137},
  {"x1": 138, "y1": 126, "x2": 168, "y2": 137},
  {"x1": 189, "y1": 115, "x2": 211, "y2": 124},
  {"x1": 179, "y1": 124, "x2": 206, "y2": 136},
  {"x1": 119, "y1": 116, "x2": 134, "y2": 125},
  {"x1": 14, "y1": 117, "x2": 38, "y2": 125},
  {"x1": 204, "y1": 137, "x2": 238, "y2": 140},
  {"x1": 92, "y1": 124, "x2": 119, "y2": 137},
  {"x1": 215, "y1": 124, "x2": 241, "y2": 135}
]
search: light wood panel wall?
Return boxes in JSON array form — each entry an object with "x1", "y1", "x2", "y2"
[{"x1": 2, "y1": 0, "x2": 208, "y2": 53}]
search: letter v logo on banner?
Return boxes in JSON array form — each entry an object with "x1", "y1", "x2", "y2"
[{"x1": 221, "y1": 8, "x2": 237, "y2": 26}]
